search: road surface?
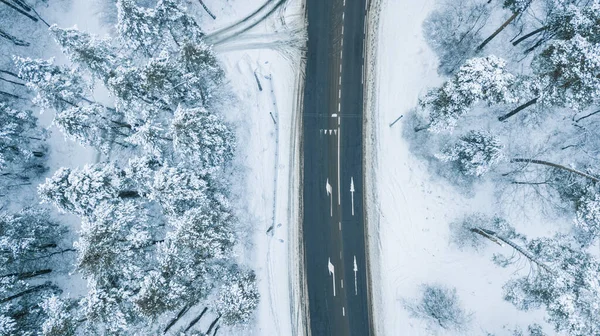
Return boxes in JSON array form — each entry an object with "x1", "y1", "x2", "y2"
[{"x1": 302, "y1": 0, "x2": 371, "y2": 335}]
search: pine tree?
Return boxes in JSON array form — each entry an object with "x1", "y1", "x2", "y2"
[
  {"x1": 38, "y1": 164, "x2": 134, "y2": 216},
  {"x1": 0, "y1": 208, "x2": 65, "y2": 336},
  {"x1": 116, "y1": 0, "x2": 161, "y2": 56},
  {"x1": 54, "y1": 103, "x2": 131, "y2": 153},
  {"x1": 532, "y1": 35, "x2": 600, "y2": 111},
  {"x1": 13, "y1": 57, "x2": 88, "y2": 112},
  {"x1": 40, "y1": 296, "x2": 78, "y2": 336},
  {"x1": 49, "y1": 25, "x2": 118, "y2": 81},
  {"x1": 574, "y1": 186, "x2": 600, "y2": 246},
  {"x1": 172, "y1": 105, "x2": 235, "y2": 172},
  {"x1": 437, "y1": 130, "x2": 504, "y2": 176},
  {"x1": 502, "y1": 236, "x2": 600, "y2": 336},
  {"x1": 421, "y1": 56, "x2": 517, "y2": 132},
  {"x1": 215, "y1": 267, "x2": 259, "y2": 325},
  {"x1": 0, "y1": 101, "x2": 46, "y2": 179}
]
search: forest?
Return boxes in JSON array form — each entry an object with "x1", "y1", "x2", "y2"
[
  {"x1": 405, "y1": 0, "x2": 600, "y2": 334},
  {"x1": 0, "y1": 0, "x2": 258, "y2": 335}
]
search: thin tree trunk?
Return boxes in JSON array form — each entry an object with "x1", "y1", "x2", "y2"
[
  {"x1": 575, "y1": 109, "x2": 600, "y2": 123},
  {"x1": 197, "y1": 0, "x2": 216, "y2": 19},
  {"x1": 511, "y1": 158, "x2": 600, "y2": 183},
  {"x1": 184, "y1": 307, "x2": 208, "y2": 332},
  {"x1": 0, "y1": 90, "x2": 24, "y2": 99},
  {"x1": 118, "y1": 190, "x2": 140, "y2": 198},
  {"x1": 11, "y1": 0, "x2": 31, "y2": 11},
  {"x1": 0, "y1": 28, "x2": 29, "y2": 46},
  {"x1": 512, "y1": 26, "x2": 548, "y2": 46},
  {"x1": 213, "y1": 326, "x2": 220, "y2": 336},
  {"x1": 0, "y1": 69, "x2": 20, "y2": 78},
  {"x1": 163, "y1": 305, "x2": 190, "y2": 333},
  {"x1": 0, "y1": 0, "x2": 38, "y2": 21},
  {"x1": 0, "y1": 76, "x2": 25, "y2": 86},
  {"x1": 470, "y1": 228, "x2": 555, "y2": 274},
  {"x1": 0, "y1": 282, "x2": 53, "y2": 304},
  {"x1": 498, "y1": 97, "x2": 538, "y2": 121},
  {"x1": 206, "y1": 315, "x2": 220, "y2": 335},
  {"x1": 477, "y1": 11, "x2": 519, "y2": 51},
  {"x1": 0, "y1": 269, "x2": 52, "y2": 280}
]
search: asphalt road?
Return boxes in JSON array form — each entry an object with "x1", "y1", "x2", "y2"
[{"x1": 302, "y1": 0, "x2": 371, "y2": 335}]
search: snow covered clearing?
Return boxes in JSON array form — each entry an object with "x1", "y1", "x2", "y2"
[{"x1": 366, "y1": 0, "x2": 558, "y2": 334}]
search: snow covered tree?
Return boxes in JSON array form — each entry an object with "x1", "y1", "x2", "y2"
[
  {"x1": 13, "y1": 57, "x2": 88, "y2": 112},
  {"x1": 449, "y1": 213, "x2": 525, "y2": 251},
  {"x1": 116, "y1": 0, "x2": 161, "y2": 56},
  {"x1": 148, "y1": 165, "x2": 212, "y2": 216},
  {"x1": 546, "y1": 1, "x2": 600, "y2": 44},
  {"x1": 502, "y1": 235, "x2": 600, "y2": 336},
  {"x1": 533, "y1": 35, "x2": 600, "y2": 111},
  {"x1": 49, "y1": 25, "x2": 118, "y2": 81},
  {"x1": 172, "y1": 105, "x2": 235, "y2": 172},
  {"x1": 0, "y1": 208, "x2": 66, "y2": 336},
  {"x1": 38, "y1": 163, "x2": 135, "y2": 216},
  {"x1": 574, "y1": 186, "x2": 600, "y2": 246},
  {"x1": 420, "y1": 56, "x2": 517, "y2": 132},
  {"x1": 116, "y1": 0, "x2": 205, "y2": 55},
  {"x1": 0, "y1": 101, "x2": 46, "y2": 181},
  {"x1": 40, "y1": 296, "x2": 78, "y2": 336},
  {"x1": 511, "y1": 324, "x2": 547, "y2": 336},
  {"x1": 178, "y1": 42, "x2": 224, "y2": 105},
  {"x1": 154, "y1": 0, "x2": 205, "y2": 45},
  {"x1": 54, "y1": 103, "x2": 131, "y2": 153},
  {"x1": 0, "y1": 208, "x2": 66, "y2": 276},
  {"x1": 74, "y1": 201, "x2": 154, "y2": 279},
  {"x1": 423, "y1": 0, "x2": 488, "y2": 75},
  {"x1": 215, "y1": 267, "x2": 259, "y2": 325},
  {"x1": 437, "y1": 130, "x2": 504, "y2": 176},
  {"x1": 404, "y1": 284, "x2": 470, "y2": 331}
]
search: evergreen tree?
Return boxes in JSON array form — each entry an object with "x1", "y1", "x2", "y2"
[
  {"x1": 215, "y1": 267, "x2": 259, "y2": 325},
  {"x1": 54, "y1": 103, "x2": 131, "y2": 153},
  {"x1": 0, "y1": 208, "x2": 65, "y2": 336},
  {"x1": 420, "y1": 56, "x2": 517, "y2": 132},
  {"x1": 437, "y1": 130, "x2": 504, "y2": 176},
  {"x1": 172, "y1": 105, "x2": 235, "y2": 172},
  {"x1": 0, "y1": 101, "x2": 46, "y2": 179},
  {"x1": 38, "y1": 164, "x2": 133, "y2": 216},
  {"x1": 502, "y1": 236, "x2": 600, "y2": 336},
  {"x1": 13, "y1": 57, "x2": 88, "y2": 112},
  {"x1": 49, "y1": 25, "x2": 118, "y2": 81},
  {"x1": 40, "y1": 296, "x2": 78, "y2": 336},
  {"x1": 532, "y1": 35, "x2": 600, "y2": 111}
]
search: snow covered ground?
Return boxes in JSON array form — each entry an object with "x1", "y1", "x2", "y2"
[
  {"x1": 366, "y1": 0, "x2": 555, "y2": 335},
  {"x1": 209, "y1": 0, "x2": 305, "y2": 334}
]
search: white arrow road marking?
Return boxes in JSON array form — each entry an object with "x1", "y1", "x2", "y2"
[
  {"x1": 326, "y1": 179, "x2": 332, "y2": 217},
  {"x1": 350, "y1": 177, "x2": 355, "y2": 216},
  {"x1": 342, "y1": 307, "x2": 345, "y2": 316},
  {"x1": 328, "y1": 258, "x2": 336, "y2": 297},
  {"x1": 354, "y1": 256, "x2": 358, "y2": 295},
  {"x1": 341, "y1": 279, "x2": 344, "y2": 288}
]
